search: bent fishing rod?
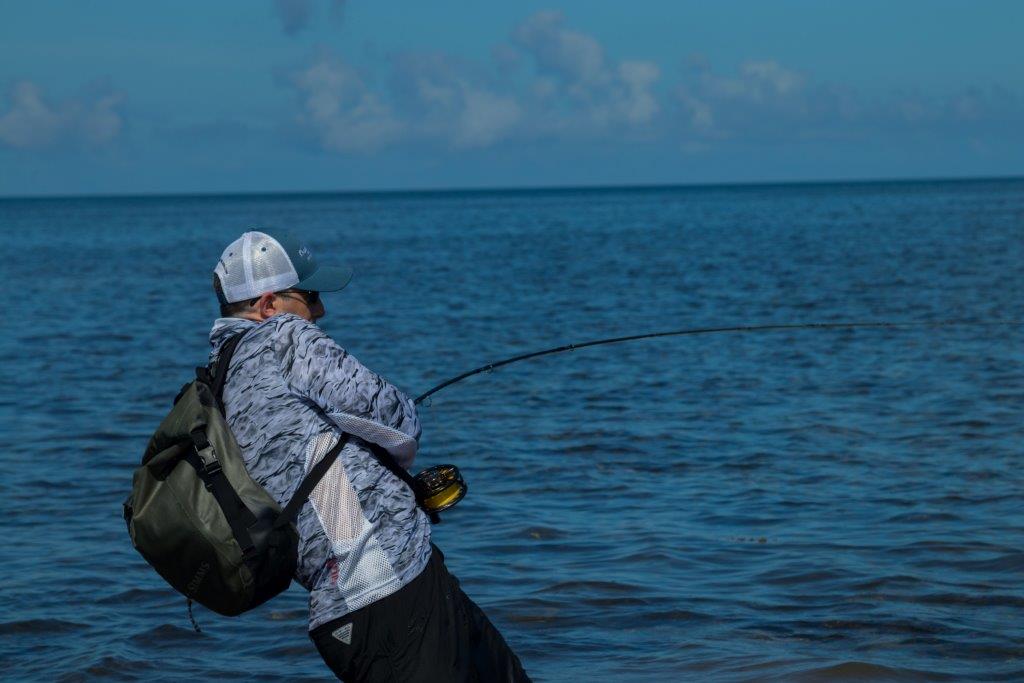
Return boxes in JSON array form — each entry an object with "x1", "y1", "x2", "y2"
[
  {"x1": 413, "y1": 319, "x2": 1022, "y2": 406},
  {"x1": 405, "y1": 318, "x2": 1021, "y2": 518}
]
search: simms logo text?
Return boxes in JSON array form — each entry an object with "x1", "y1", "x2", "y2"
[{"x1": 187, "y1": 561, "x2": 211, "y2": 595}]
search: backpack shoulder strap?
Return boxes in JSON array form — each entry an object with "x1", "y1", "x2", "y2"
[
  {"x1": 210, "y1": 330, "x2": 250, "y2": 408},
  {"x1": 273, "y1": 433, "x2": 350, "y2": 529}
]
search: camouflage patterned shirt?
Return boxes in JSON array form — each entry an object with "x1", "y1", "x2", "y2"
[{"x1": 208, "y1": 313, "x2": 431, "y2": 630}]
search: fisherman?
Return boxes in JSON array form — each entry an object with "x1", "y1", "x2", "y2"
[{"x1": 210, "y1": 230, "x2": 529, "y2": 682}]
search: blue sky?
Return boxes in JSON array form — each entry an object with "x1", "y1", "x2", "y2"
[{"x1": 1, "y1": 1, "x2": 1021, "y2": 196}]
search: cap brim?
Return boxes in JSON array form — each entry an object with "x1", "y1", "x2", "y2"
[{"x1": 295, "y1": 264, "x2": 354, "y2": 293}]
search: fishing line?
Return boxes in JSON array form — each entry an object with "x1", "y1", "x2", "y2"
[{"x1": 413, "y1": 319, "x2": 1021, "y2": 406}]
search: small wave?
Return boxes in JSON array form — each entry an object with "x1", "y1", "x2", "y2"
[
  {"x1": 885, "y1": 511, "x2": 961, "y2": 523},
  {"x1": 804, "y1": 423, "x2": 872, "y2": 438},
  {"x1": 909, "y1": 592, "x2": 1024, "y2": 608},
  {"x1": 513, "y1": 526, "x2": 567, "y2": 540},
  {"x1": 931, "y1": 492, "x2": 1017, "y2": 504},
  {"x1": 580, "y1": 595, "x2": 650, "y2": 608},
  {"x1": 499, "y1": 597, "x2": 576, "y2": 625},
  {"x1": 850, "y1": 574, "x2": 925, "y2": 591},
  {"x1": 726, "y1": 535, "x2": 771, "y2": 544},
  {"x1": 476, "y1": 541, "x2": 580, "y2": 555},
  {"x1": 505, "y1": 611, "x2": 569, "y2": 625},
  {"x1": 637, "y1": 608, "x2": 712, "y2": 623},
  {"x1": 58, "y1": 655, "x2": 156, "y2": 682},
  {"x1": 516, "y1": 484, "x2": 579, "y2": 495},
  {"x1": 79, "y1": 431, "x2": 139, "y2": 442},
  {"x1": 96, "y1": 588, "x2": 173, "y2": 605},
  {"x1": 19, "y1": 479, "x2": 73, "y2": 490},
  {"x1": 946, "y1": 419, "x2": 992, "y2": 429},
  {"x1": 263, "y1": 644, "x2": 316, "y2": 658},
  {"x1": 885, "y1": 539, "x2": 1002, "y2": 555},
  {"x1": 807, "y1": 618, "x2": 949, "y2": 637},
  {"x1": 787, "y1": 659, "x2": 953, "y2": 681},
  {"x1": 948, "y1": 553, "x2": 1024, "y2": 573},
  {"x1": 615, "y1": 460, "x2": 692, "y2": 475},
  {"x1": 537, "y1": 579, "x2": 644, "y2": 594},
  {"x1": 557, "y1": 442, "x2": 602, "y2": 455},
  {"x1": 719, "y1": 455, "x2": 771, "y2": 471},
  {"x1": 129, "y1": 623, "x2": 204, "y2": 645},
  {"x1": 0, "y1": 618, "x2": 87, "y2": 635},
  {"x1": 757, "y1": 568, "x2": 844, "y2": 587}
]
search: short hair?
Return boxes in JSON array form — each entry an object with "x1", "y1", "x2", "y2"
[{"x1": 213, "y1": 275, "x2": 256, "y2": 317}]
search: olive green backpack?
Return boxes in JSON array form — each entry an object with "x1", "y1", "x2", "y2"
[{"x1": 123, "y1": 332, "x2": 347, "y2": 620}]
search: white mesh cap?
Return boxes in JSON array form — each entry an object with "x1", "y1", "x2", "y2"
[
  {"x1": 213, "y1": 229, "x2": 353, "y2": 304},
  {"x1": 214, "y1": 231, "x2": 299, "y2": 304}
]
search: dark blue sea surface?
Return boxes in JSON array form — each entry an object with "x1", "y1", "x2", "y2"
[{"x1": 0, "y1": 179, "x2": 1022, "y2": 681}]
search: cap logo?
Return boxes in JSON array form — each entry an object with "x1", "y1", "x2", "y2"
[{"x1": 298, "y1": 246, "x2": 312, "y2": 260}]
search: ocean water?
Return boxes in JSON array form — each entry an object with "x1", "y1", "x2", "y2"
[{"x1": 0, "y1": 179, "x2": 1022, "y2": 682}]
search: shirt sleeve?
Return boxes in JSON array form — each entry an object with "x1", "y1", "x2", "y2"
[{"x1": 278, "y1": 316, "x2": 421, "y2": 468}]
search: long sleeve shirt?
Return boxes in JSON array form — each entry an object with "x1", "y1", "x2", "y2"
[{"x1": 208, "y1": 313, "x2": 431, "y2": 630}]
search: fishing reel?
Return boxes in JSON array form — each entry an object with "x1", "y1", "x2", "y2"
[{"x1": 414, "y1": 464, "x2": 467, "y2": 514}]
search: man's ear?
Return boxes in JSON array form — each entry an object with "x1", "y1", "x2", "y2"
[{"x1": 255, "y1": 292, "x2": 277, "y2": 320}]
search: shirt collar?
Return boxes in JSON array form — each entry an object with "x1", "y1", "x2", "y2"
[{"x1": 209, "y1": 316, "x2": 258, "y2": 354}]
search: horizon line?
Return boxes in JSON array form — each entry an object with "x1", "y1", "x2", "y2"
[{"x1": 2, "y1": 172, "x2": 1022, "y2": 202}]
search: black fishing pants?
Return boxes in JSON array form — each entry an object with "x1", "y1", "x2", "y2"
[{"x1": 309, "y1": 545, "x2": 531, "y2": 683}]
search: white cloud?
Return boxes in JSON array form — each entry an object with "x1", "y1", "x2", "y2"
[
  {"x1": 743, "y1": 61, "x2": 804, "y2": 97},
  {"x1": 674, "y1": 59, "x2": 815, "y2": 139},
  {"x1": 278, "y1": 13, "x2": 1021, "y2": 157},
  {"x1": 284, "y1": 12, "x2": 661, "y2": 153},
  {"x1": 80, "y1": 92, "x2": 124, "y2": 145},
  {"x1": 390, "y1": 53, "x2": 522, "y2": 148},
  {"x1": 616, "y1": 60, "x2": 661, "y2": 125},
  {"x1": 671, "y1": 56, "x2": 1024, "y2": 149},
  {"x1": 0, "y1": 82, "x2": 62, "y2": 148},
  {"x1": 678, "y1": 91, "x2": 714, "y2": 132},
  {"x1": 0, "y1": 81, "x2": 124, "y2": 150},
  {"x1": 688, "y1": 59, "x2": 805, "y2": 107},
  {"x1": 287, "y1": 54, "x2": 402, "y2": 152},
  {"x1": 513, "y1": 10, "x2": 607, "y2": 89},
  {"x1": 510, "y1": 11, "x2": 661, "y2": 131},
  {"x1": 455, "y1": 89, "x2": 521, "y2": 147}
]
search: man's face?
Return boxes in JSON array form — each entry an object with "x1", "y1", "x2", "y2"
[
  {"x1": 241, "y1": 289, "x2": 326, "y2": 323},
  {"x1": 274, "y1": 290, "x2": 325, "y2": 322}
]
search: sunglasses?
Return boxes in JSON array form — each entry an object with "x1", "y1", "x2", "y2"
[
  {"x1": 247, "y1": 289, "x2": 321, "y2": 307},
  {"x1": 278, "y1": 289, "x2": 321, "y2": 307}
]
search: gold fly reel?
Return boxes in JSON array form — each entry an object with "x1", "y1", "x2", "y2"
[{"x1": 414, "y1": 464, "x2": 467, "y2": 513}]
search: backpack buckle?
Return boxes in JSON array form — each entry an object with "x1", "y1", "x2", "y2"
[
  {"x1": 192, "y1": 443, "x2": 218, "y2": 470},
  {"x1": 200, "y1": 460, "x2": 222, "y2": 492}
]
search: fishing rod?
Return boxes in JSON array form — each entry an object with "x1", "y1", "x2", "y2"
[
  {"x1": 413, "y1": 319, "x2": 1021, "y2": 406},
  {"x1": 409, "y1": 318, "x2": 1019, "y2": 517}
]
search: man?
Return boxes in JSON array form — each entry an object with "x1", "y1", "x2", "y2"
[{"x1": 210, "y1": 229, "x2": 529, "y2": 682}]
